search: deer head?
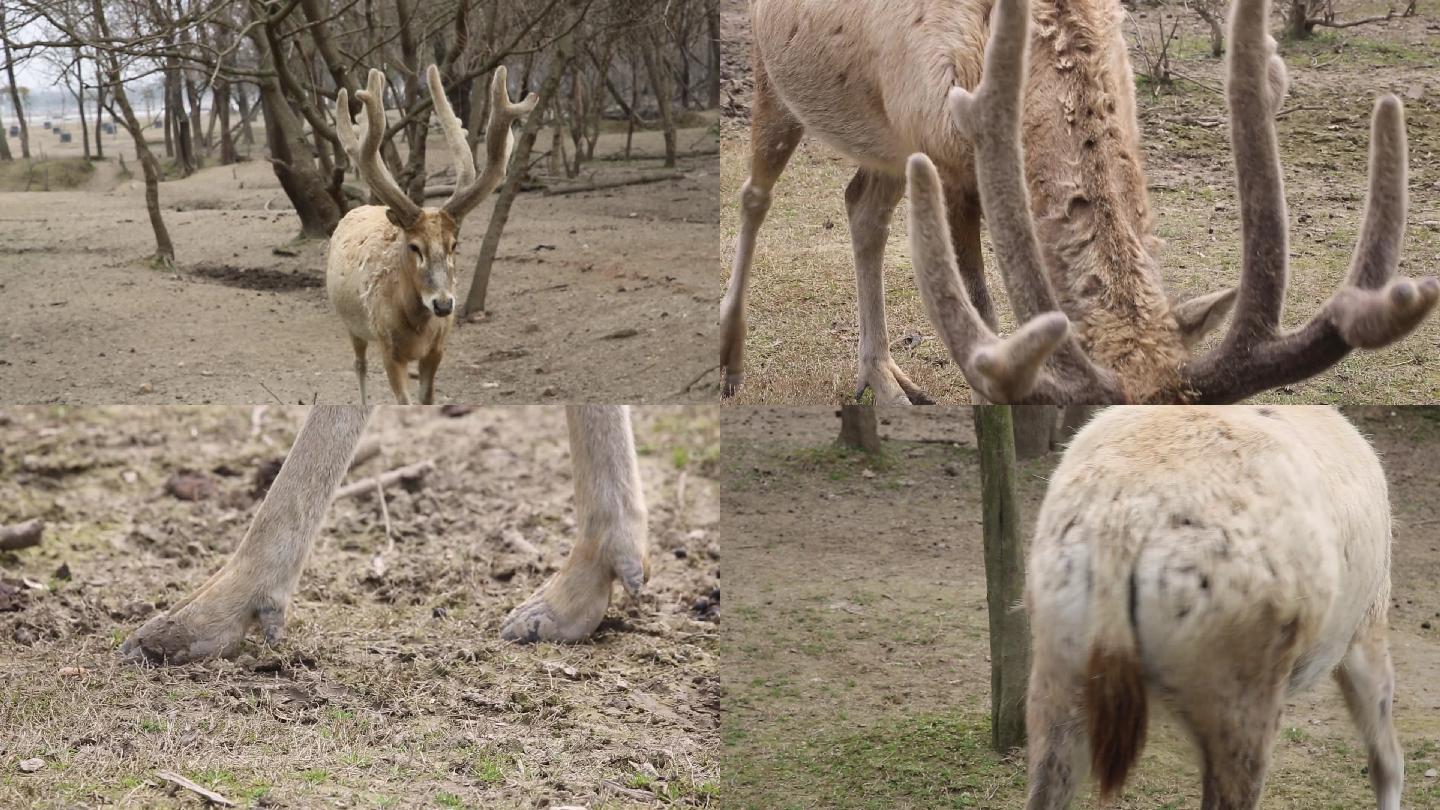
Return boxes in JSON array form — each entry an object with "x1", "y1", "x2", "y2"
[
  {"x1": 909, "y1": 0, "x2": 1438, "y2": 403},
  {"x1": 333, "y1": 65, "x2": 538, "y2": 318}
]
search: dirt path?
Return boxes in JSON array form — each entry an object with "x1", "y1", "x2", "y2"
[
  {"x1": 722, "y1": 406, "x2": 1440, "y2": 808},
  {"x1": 0, "y1": 124, "x2": 719, "y2": 405},
  {"x1": 719, "y1": 0, "x2": 1440, "y2": 404},
  {"x1": 0, "y1": 405, "x2": 719, "y2": 807}
]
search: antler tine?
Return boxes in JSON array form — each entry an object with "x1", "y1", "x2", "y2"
[
  {"x1": 335, "y1": 88, "x2": 361, "y2": 167},
  {"x1": 426, "y1": 64, "x2": 476, "y2": 193},
  {"x1": 1180, "y1": 0, "x2": 1439, "y2": 402},
  {"x1": 909, "y1": 0, "x2": 1124, "y2": 403},
  {"x1": 909, "y1": 153, "x2": 1070, "y2": 403},
  {"x1": 442, "y1": 65, "x2": 540, "y2": 224},
  {"x1": 353, "y1": 68, "x2": 423, "y2": 227}
]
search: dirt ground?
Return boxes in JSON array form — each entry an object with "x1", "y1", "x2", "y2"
[
  {"x1": 719, "y1": 0, "x2": 1440, "y2": 404},
  {"x1": 0, "y1": 405, "x2": 719, "y2": 808},
  {"x1": 0, "y1": 118, "x2": 719, "y2": 405},
  {"x1": 721, "y1": 406, "x2": 1440, "y2": 807}
]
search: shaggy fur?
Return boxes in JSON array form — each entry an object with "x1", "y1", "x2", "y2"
[
  {"x1": 724, "y1": 0, "x2": 1438, "y2": 405},
  {"x1": 121, "y1": 405, "x2": 651, "y2": 663},
  {"x1": 1025, "y1": 406, "x2": 1402, "y2": 809}
]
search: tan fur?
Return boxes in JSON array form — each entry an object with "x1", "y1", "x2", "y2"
[
  {"x1": 326, "y1": 206, "x2": 457, "y2": 405},
  {"x1": 724, "y1": 0, "x2": 1438, "y2": 405},
  {"x1": 1024, "y1": 406, "x2": 1402, "y2": 809},
  {"x1": 121, "y1": 406, "x2": 652, "y2": 663}
]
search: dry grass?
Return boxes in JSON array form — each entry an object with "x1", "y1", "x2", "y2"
[{"x1": 0, "y1": 406, "x2": 719, "y2": 808}]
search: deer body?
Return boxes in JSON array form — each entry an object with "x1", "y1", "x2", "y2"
[
  {"x1": 120, "y1": 405, "x2": 651, "y2": 663},
  {"x1": 724, "y1": 0, "x2": 1437, "y2": 405},
  {"x1": 1025, "y1": 406, "x2": 1401, "y2": 809},
  {"x1": 326, "y1": 206, "x2": 457, "y2": 405},
  {"x1": 328, "y1": 65, "x2": 536, "y2": 406}
]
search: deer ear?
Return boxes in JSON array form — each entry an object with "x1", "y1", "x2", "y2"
[{"x1": 1174, "y1": 287, "x2": 1238, "y2": 349}]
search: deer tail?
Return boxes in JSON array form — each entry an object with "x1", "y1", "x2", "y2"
[{"x1": 1085, "y1": 560, "x2": 1148, "y2": 801}]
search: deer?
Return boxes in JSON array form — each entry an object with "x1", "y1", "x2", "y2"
[
  {"x1": 327, "y1": 65, "x2": 537, "y2": 407},
  {"x1": 119, "y1": 405, "x2": 650, "y2": 663},
  {"x1": 722, "y1": 0, "x2": 1439, "y2": 405},
  {"x1": 1025, "y1": 405, "x2": 1401, "y2": 809}
]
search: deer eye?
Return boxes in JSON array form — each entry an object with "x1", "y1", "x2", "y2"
[{"x1": 408, "y1": 244, "x2": 422, "y2": 256}]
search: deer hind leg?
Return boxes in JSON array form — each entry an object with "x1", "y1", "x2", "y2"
[
  {"x1": 1024, "y1": 643, "x2": 1089, "y2": 810},
  {"x1": 1176, "y1": 667, "x2": 1288, "y2": 810},
  {"x1": 350, "y1": 335, "x2": 370, "y2": 411},
  {"x1": 381, "y1": 350, "x2": 413, "y2": 404},
  {"x1": 418, "y1": 343, "x2": 443, "y2": 405},
  {"x1": 719, "y1": 58, "x2": 803, "y2": 398},
  {"x1": 121, "y1": 406, "x2": 370, "y2": 663},
  {"x1": 847, "y1": 168, "x2": 929, "y2": 406},
  {"x1": 1335, "y1": 622, "x2": 1403, "y2": 810},
  {"x1": 944, "y1": 184, "x2": 997, "y2": 331},
  {"x1": 501, "y1": 405, "x2": 649, "y2": 643}
]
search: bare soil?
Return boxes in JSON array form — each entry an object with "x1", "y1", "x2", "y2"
[
  {"x1": 721, "y1": 406, "x2": 1440, "y2": 807},
  {"x1": 0, "y1": 405, "x2": 719, "y2": 808},
  {"x1": 719, "y1": 0, "x2": 1440, "y2": 404},
  {"x1": 0, "y1": 121, "x2": 719, "y2": 406}
]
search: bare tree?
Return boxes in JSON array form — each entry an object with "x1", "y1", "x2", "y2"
[{"x1": 1, "y1": 6, "x2": 30, "y2": 159}]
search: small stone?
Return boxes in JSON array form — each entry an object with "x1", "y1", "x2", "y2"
[
  {"x1": 18, "y1": 758, "x2": 43, "y2": 773},
  {"x1": 13, "y1": 625, "x2": 35, "y2": 646},
  {"x1": 1423, "y1": 621, "x2": 1433, "y2": 630},
  {"x1": 138, "y1": 383, "x2": 154, "y2": 394},
  {"x1": 432, "y1": 606, "x2": 448, "y2": 619},
  {"x1": 1425, "y1": 768, "x2": 1438, "y2": 779}
]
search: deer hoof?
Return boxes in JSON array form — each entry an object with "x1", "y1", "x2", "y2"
[{"x1": 120, "y1": 581, "x2": 262, "y2": 664}]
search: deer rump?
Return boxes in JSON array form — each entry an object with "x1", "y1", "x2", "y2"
[{"x1": 1027, "y1": 406, "x2": 1391, "y2": 798}]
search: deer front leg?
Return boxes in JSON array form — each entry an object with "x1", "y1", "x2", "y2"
[
  {"x1": 418, "y1": 343, "x2": 443, "y2": 405},
  {"x1": 121, "y1": 406, "x2": 370, "y2": 663},
  {"x1": 381, "y1": 350, "x2": 413, "y2": 404},
  {"x1": 720, "y1": 60, "x2": 803, "y2": 398},
  {"x1": 350, "y1": 335, "x2": 370, "y2": 411},
  {"x1": 847, "y1": 169, "x2": 929, "y2": 405},
  {"x1": 501, "y1": 405, "x2": 650, "y2": 642}
]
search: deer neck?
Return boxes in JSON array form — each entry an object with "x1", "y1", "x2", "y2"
[{"x1": 1019, "y1": 0, "x2": 1185, "y2": 401}]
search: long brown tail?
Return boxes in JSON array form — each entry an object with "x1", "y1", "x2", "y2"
[{"x1": 1085, "y1": 645, "x2": 1148, "y2": 800}]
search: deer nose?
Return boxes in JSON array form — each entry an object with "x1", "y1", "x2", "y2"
[{"x1": 432, "y1": 297, "x2": 454, "y2": 317}]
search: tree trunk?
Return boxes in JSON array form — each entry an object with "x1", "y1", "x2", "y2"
[
  {"x1": 235, "y1": 83, "x2": 255, "y2": 145},
  {"x1": 95, "y1": 0, "x2": 173, "y2": 268},
  {"x1": 1059, "y1": 406, "x2": 1098, "y2": 442},
  {"x1": 463, "y1": 34, "x2": 573, "y2": 318},
  {"x1": 837, "y1": 405, "x2": 881, "y2": 453},
  {"x1": 707, "y1": 0, "x2": 721, "y2": 108},
  {"x1": 73, "y1": 49, "x2": 91, "y2": 160},
  {"x1": 640, "y1": 31, "x2": 677, "y2": 168},
  {"x1": 216, "y1": 79, "x2": 236, "y2": 164},
  {"x1": 1011, "y1": 405, "x2": 1059, "y2": 460},
  {"x1": 1290, "y1": 0, "x2": 1313, "y2": 38},
  {"x1": 2, "y1": 26, "x2": 30, "y2": 159},
  {"x1": 93, "y1": 68, "x2": 104, "y2": 160},
  {"x1": 973, "y1": 405, "x2": 1030, "y2": 753}
]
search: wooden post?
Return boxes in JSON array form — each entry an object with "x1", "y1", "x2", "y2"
[
  {"x1": 974, "y1": 404, "x2": 1030, "y2": 752},
  {"x1": 836, "y1": 405, "x2": 881, "y2": 453}
]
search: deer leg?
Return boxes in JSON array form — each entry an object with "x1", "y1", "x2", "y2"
[
  {"x1": 418, "y1": 343, "x2": 443, "y2": 405},
  {"x1": 1335, "y1": 623, "x2": 1403, "y2": 810},
  {"x1": 945, "y1": 183, "x2": 998, "y2": 331},
  {"x1": 719, "y1": 59, "x2": 803, "y2": 398},
  {"x1": 1024, "y1": 645, "x2": 1089, "y2": 810},
  {"x1": 381, "y1": 351, "x2": 412, "y2": 405},
  {"x1": 350, "y1": 335, "x2": 369, "y2": 411},
  {"x1": 847, "y1": 168, "x2": 926, "y2": 406},
  {"x1": 501, "y1": 405, "x2": 649, "y2": 643},
  {"x1": 121, "y1": 406, "x2": 370, "y2": 663},
  {"x1": 1178, "y1": 677, "x2": 1285, "y2": 810}
]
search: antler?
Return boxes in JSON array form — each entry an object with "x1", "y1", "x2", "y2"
[
  {"x1": 907, "y1": 0, "x2": 1124, "y2": 403},
  {"x1": 1179, "y1": 0, "x2": 1439, "y2": 402},
  {"x1": 432, "y1": 64, "x2": 539, "y2": 224},
  {"x1": 335, "y1": 69, "x2": 423, "y2": 228}
]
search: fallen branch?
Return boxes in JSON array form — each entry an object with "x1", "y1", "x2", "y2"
[
  {"x1": 154, "y1": 771, "x2": 235, "y2": 807},
  {"x1": 594, "y1": 147, "x2": 719, "y2": 162},
  {"x1": 334, "y1": 460, "x2": 434, "y2": 500},
  {"x1": 0, "y1": 519, "x2": 44, "y2": 551},
  {"x1": 350, "y1": 437, "x2": 382, "y2": 470},
  {"x1": 1307, "y1": 11, "x2": 1393, "y2": 28},
  {"x1": 543, "y1": 171, "x2": 685, "y2": 197}
]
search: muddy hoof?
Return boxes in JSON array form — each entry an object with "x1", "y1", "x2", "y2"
[
  {"x1": 120, "y1": 587, "x2": 274, "y2": 664},
  {"x1": 500, "y1": 576, "x2": 612, "y2": 644}
]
